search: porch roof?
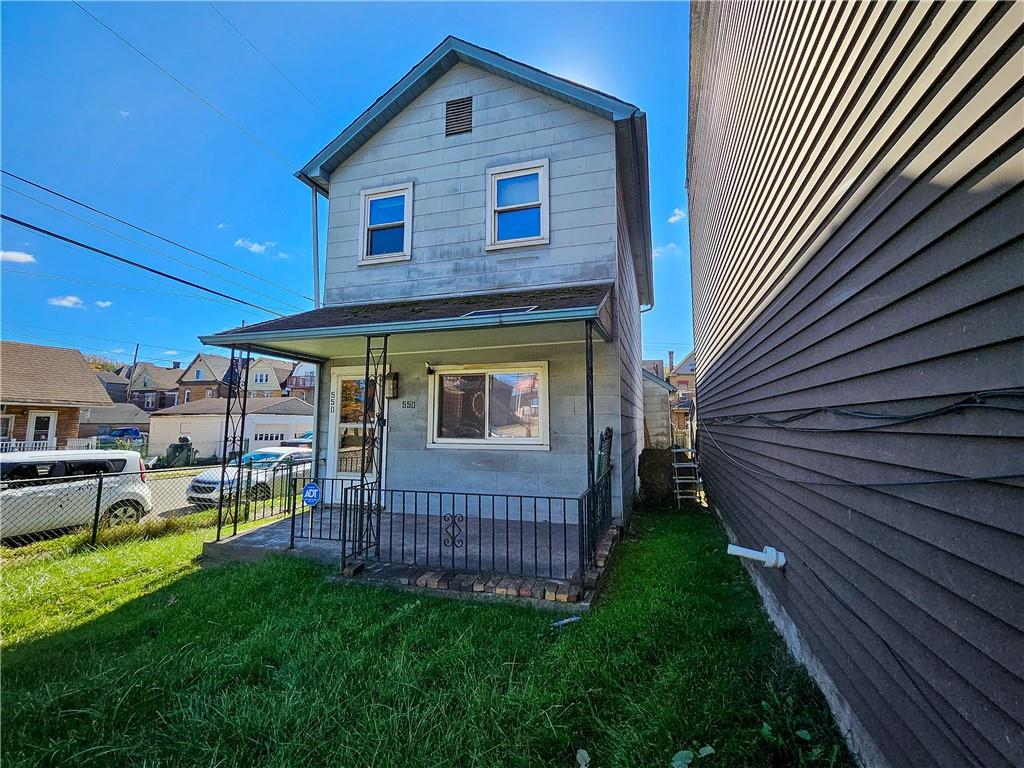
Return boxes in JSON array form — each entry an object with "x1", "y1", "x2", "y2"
[{"x1": 199, "y1": 284, "x2": 613, "y2": 361}]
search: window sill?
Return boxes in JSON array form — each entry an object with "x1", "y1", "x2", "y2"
[
  {"x1": 425, "y1": 441, "x2": 550, "y2": 452},
  {"x1": 357, "y1": 254, "x2": 411, "y2": 266},
  {"x1": 484, "y1": 237, "x2": 549, "y2": 253}
]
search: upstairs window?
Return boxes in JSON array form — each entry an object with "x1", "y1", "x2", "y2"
[
  {"x1": 194, "y1": 369, "x2": 204, "y2": 380},
  {"x1": 254, "y1": 372, "x2": 269, "y2": 384},
  {"x1": 486, "y1": 159, "x2": 549, "y2": 250},
  {"x1": 358, "y1": 182, "x2": 413, "y2": 264}
]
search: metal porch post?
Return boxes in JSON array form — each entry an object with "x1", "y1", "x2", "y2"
[
  {"x1": 585, "y1": 320, "x2": 595, "y2": 487},
  {"x1": 230, "y1": 348, "x2": 251, "y2": 537},
  {"x1": 215, "y1": 347, "x2": 237, "y2": 541}
]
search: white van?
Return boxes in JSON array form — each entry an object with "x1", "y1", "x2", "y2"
[{"x1": 0, "y1": 450, "x2": 153, "y2": 540}]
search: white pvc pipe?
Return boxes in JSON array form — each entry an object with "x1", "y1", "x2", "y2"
[{"x1": 727, "y1": 543, "x2": 787, "y2": 569}]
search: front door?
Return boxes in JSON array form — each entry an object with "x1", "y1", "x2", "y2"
[
  {"x1": 27, "y1": 411, "x2": 57, "y2": 448},
  {"x1": 326, "y1": 367, "x2": 387, "y2": 503}
]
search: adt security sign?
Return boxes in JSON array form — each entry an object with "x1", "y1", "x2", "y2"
[{"x1": 301, "y1": 481, "x2": 322, "y2": 507}]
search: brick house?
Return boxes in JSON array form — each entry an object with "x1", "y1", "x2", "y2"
[
  {"x1": 0, "y1": 340, "x2": 113, "y2": 450},
  {"x1": 177, "y1": 353, "x2": 295, "y2": 403},
  {"x1": 128, "y1": 362, "x2": 183, "y2": 412}
]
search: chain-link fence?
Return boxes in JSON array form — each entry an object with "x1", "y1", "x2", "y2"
[{"x1": 1, "y1": 457, "x2": 310, "y2": 564}]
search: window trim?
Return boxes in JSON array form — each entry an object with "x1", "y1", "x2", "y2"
[
  {"x1": 357, "y1": 182, "x2": 414, "y2": 266},
  {"x1": 485, "y1": 159, "x2": 550, "y2": 251},
  {"x1": 0, "y1": 414, "x2": 14, "y2": 440},
  {"x1": 194, "y1": 369, "x2": 204, "y2": 380},
  {"x1": 253, "y1": 372, "x2": 269, "y2": 384},
  {"x1": 426, "y1": 362, "x2": 549, "y2": 450}
]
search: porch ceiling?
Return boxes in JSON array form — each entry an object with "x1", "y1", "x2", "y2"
[{"x1": 199, "y1": 285, "x2": 613, "y2": 361}]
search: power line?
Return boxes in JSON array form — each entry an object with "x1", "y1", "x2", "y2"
[
  {"x1": 72, "y1": 1, "x2": 294, "y2": 170},
  {"x1": 207, "y1": 2, "x2": 327, "y2": 117},
  {"x1": 2, "y1": 214, "x2": 283, "y2": 316},
  {"x1": 1, "y1": 267, "x2": 267, "y2": 314},
  {"x1": 2, "y1": 170, "x2": 312, "y2": 304},
  {"x1": 2, "y1": 184, "x2": 303, "y2": 313}
]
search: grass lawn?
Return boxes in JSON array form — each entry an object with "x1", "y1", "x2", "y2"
[{"x1": 1, "y1": 508, "x2": 854, "y2": 768}]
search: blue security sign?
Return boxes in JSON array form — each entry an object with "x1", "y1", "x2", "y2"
[{"x1": 301, "y1": 481, "x2": 322, "y2": 507}]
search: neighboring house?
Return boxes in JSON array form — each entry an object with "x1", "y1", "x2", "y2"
[
  {"x1": 78, "y1": 402, "x2": 150, "y2": 439},
  {"x1": 689, "y1": 6, "x2": 1023, "y2": 768},
  {"x1": 129, "y1": 362, "x2": 182, "y2": 412},
  {"x1": 641, "y1": 369, "x2": 674, "y2": 449},
  {"x1": 177, "y1": 353, "x2": 294, "y2": 403},
  {"x1": 96, "y1": 370, "x2": 130, "y2": 402},
  {"x1": 149, "y1": 397, "x2": 314, "y2": 459},
  {"x1": 666, "y1": 350, "x2": 694, "y2": 399},
  {"x1": 0, "y1": 341, "x2": 113, "y2": 450},
  {"x1": 284, "y1": 362, "x2": 316, "y2": 402},
  {"x1": 201, "y1": 37, "x2": 652, "y2": 525},
  {"x1": 177, "y1": 353, "x2": 232, "y2": 403}
]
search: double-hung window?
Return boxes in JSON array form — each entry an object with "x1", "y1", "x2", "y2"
[
  {"x1": 428, "y1": 363, "x2": 548, "y2": 449},
  {"x1": 486, "y1": 159, "x2": 549, "y2": 250},
  {"x1": 253, "y1": 372, "x2": 269, "y2": 384},
  {"x1": 358, "y1": 182, "x2": 413, "y2": 264}
]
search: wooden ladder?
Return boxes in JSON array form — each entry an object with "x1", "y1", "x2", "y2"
[{"x1": 671, "y1": 446, "x2": 701, "y2": 508}]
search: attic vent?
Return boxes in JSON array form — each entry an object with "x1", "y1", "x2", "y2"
[{"x1": 445, "y1": 96, "x2": 473, "y2": 135}]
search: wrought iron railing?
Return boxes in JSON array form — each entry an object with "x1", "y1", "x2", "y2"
[{"x1": 285, "y1": 471, "x2": 615, "y2": 582}]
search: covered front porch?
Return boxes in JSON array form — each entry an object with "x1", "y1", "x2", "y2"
[{"x1": 199, "y1": 286, "x2": 621, "y2": 591}]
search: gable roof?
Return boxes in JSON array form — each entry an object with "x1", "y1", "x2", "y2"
[
  {"x1": 151, "y1": 396, "x2": 313, "y2": 417},
  {"x1": 642, "y1": 368, "x2": 676, "y2": 392},
  {"x1": 254, "y1": 357, "x2": 294, "y2": 386},
  {"x1": 130, "y1": 362, "x2": 183, "y2": 391},
  {"x1": 670, "y1": 351, "x2": 696, "y2": 376},
  {"x1": 0, "y1": 341, "x2": 113, "y2": 407},
  {"x1": 96, "y1": 370, "x2": 130, "y2": 386},
  {"x1": 79, "y1": 402, "x2": 150, "y2": 425},
  {"x1": 294, "y1": 35, "x2": 653, "y2": 307},
  {"x1": 297, "y1": 36, "x2": 641, "y2": 191}
]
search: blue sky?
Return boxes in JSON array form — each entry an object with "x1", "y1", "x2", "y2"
[{"x1": 1, "y1": 2, "x2": 691, "y2": 368}]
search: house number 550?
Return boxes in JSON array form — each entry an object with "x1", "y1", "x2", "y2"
[{"x1": 401, "y1": 400, "x2": 417, "y2": 409}]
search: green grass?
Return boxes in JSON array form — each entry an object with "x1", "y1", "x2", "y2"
[{"x1": 1, "y1": 508, "x2": 854, "y2": 768}]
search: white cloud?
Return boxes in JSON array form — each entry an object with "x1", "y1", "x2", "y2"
[
  {"x1": 275, "y1": 251, "x2": 292, "y2": 260},
  {"x1": 217, "y1": 223, "x2": 229, "y2": 229},
  {"x1": 163, "y1": 349, "x2": 179, "y2": 355},
  {"x1": 118, "y1": 110, "x2": 130, "y2": 119},
  {"x1": 668, "y1": 207, "x2": 686, "y2": 224},
  {"x1": 234, "y1": 237, "x2": 276, "y2": 254},
  {"x1": 653, "y1": 242, "x2": 679, "y2": 258},
  {"x1": 48, "y1": 295, "x2": 85, "y2": 309},
  {"x1": 110, "y1": 348, "x2": 126, "y2": 354},
  {"x1": 0, "y1": 250, "x2": 36, "y2": 263},
  {"x1": 95, "y1": 300, "x2": 113, "y2": 308}
]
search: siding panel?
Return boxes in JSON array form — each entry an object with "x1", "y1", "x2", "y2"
[{"x1": 688, "y1": 3, "x2": 1024, "y2": 766}]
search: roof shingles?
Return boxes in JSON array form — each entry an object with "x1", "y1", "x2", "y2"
[{"x1": 0, "y1": 341, "x2": 113, "y2": 407}]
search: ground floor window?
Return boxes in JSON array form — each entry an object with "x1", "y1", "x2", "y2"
[
  {"x1": 428, "y1": 363, "x2": 547, "y2": 447},
  {"x1": 0, "y1": 414, "x2": 14, "y2": 440}
]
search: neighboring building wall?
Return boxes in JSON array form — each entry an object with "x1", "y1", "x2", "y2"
[
  {"x1": 0, "y1": 405, "x2": 80, "y2": 448},
  {"x1": 689, "y1": 4, "x2": 1024, "y2": 768},
  {"x1": 247, "y1": 413, "x2": 314, "y2": 450},
  {"x1": 178, "y1": 383, "x2": 228, "y2": 403},
  {"x1": 149, "y1": 416, "x2": 223, "y2": 459},
  {"x1": 642, "y1": 378, "x2": 672, "y2": 449},
  {"x1": 246, "y1": 359, "x2": 288, "y2": 397},
  {"x1": 324, "y1": 61, "x2": 617, "y2": 305}
]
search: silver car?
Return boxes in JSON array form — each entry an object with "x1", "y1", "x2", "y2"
[{"x1": 186, "y1": 447, "x2": 312, "y2": 507}]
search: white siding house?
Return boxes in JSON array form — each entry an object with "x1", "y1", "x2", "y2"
[{"x1": 200, "y1": 37, "x2": 652, "y2": 578}]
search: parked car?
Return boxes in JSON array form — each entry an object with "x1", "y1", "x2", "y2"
[
  {"x1": 0, "y1": 450, "x2": 152, "y2": 540},
  {"x1": 186, "y1": 447, "x2": 312, "y2": 507},
  {"x1": 97, "y1": 427, "x2": 148, "y2": 446}
]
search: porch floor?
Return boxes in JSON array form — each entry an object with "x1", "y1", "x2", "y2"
[{"x1": 203, "y1": 508, "x2": 583, "y2": 584}]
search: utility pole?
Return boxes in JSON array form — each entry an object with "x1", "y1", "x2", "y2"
[{"x1": 124, "y1": 343, "x2": 140, "y2": 400}]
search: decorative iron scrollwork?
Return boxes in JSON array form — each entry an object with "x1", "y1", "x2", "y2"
[{"x1": 443, "y1": 512, "x2": 465, "y2": 548}]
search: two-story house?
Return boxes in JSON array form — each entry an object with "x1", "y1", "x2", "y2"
[
  {"x1": 177, "y1": 354, "x2": 294, "y2": 403},
  {"x1": 201, "y1": 37, "x2": 652, "y2": 581},
  {"x1": 127, "y1": 362, "x2": 182, "y2": 412}
]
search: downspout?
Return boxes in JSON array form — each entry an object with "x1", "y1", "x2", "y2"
[{"x1": 311, "y1": 184, "x2": 321, "y2": 310}]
